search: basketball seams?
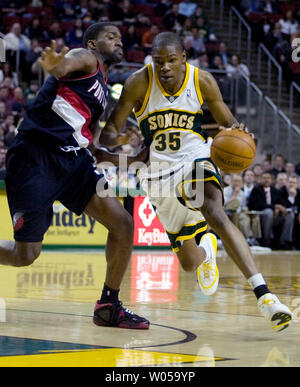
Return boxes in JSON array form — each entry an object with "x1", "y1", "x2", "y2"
[
  {"x1": 213, "y1": 133, "x2": 256, "y2": 153},
  {"x1": 211, "y1": 143, "x2": 255, "y2": 160}
]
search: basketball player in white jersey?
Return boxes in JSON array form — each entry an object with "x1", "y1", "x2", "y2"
[{"x1": 102, "y1": 32, "x2": 292, "y2": 331}]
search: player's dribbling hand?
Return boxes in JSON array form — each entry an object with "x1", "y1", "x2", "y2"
[
  {"x1": 39, "y1": 40, "x2": 69, "y2": 73},
  {"x1": 219, "y1": 123, "x2": 255, "y2": 139}
]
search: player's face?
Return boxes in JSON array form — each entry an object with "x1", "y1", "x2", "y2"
[
  {"x1": 152, "y1": 45, "x2": 186, "y2": 90},
  {"x1": 95, "y1": 26, "x2": 123, "y2": 64}
]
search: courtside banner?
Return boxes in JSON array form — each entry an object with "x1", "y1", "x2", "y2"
[
  {"x1": 0, "y1": 190, "x2": 107, "y2": 246},
  {"x1": 133, "y1": 196, "x2": 170, "y2": 248}
]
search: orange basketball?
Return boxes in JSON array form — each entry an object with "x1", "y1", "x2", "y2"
[{"x1": 211, "y1": 129, "x2": 256, "y2": 173}]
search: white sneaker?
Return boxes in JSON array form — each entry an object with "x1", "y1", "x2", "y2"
[
  {"x1": 258, "y1": 293, "x2": 292, "y2": 332},
  {"x1": 197, "y1": 233, "x2": 219, "y2": 296}
]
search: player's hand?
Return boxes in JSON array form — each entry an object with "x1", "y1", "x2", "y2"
[
  {"x1": 39, "y1": 40, "x2": 69, "y2": 72},
  {"x1": 219, "y1": 123, "x2": 255, "y2": 139}
]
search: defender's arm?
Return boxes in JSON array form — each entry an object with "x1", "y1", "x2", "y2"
[{"x1": 39, "y1": 40, "x2": 98, "y2": 79}]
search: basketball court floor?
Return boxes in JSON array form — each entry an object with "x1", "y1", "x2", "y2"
[{"x1": 0, "y1": 248, "x2": 299, "y2": 367}]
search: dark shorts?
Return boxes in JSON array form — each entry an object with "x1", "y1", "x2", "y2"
[{"x1": 5, "y1": 135, "x2": 105, "y2": 243}]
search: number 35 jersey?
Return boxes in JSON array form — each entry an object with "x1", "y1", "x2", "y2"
[{"x1": 134, "y1": 62, "x2": 211, "y2": 168}]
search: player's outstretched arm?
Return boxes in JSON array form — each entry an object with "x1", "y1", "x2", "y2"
[{"x1": 39, "y1": 40, "x2": 98, "y2": 79}]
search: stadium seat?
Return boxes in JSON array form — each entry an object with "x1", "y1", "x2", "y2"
[{"x1": 126, "y1": 49, "x2": 146, "y2": 63}]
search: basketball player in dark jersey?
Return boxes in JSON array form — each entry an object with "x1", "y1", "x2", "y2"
[{"x1": 0, "y1": 22, "x2": 149, "y2": 329}]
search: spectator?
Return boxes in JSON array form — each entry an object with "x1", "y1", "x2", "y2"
[
  {"x1": 188, "y1": 52, "x2": 209, "y2": 69},
  {"x1": 0, "y1": 101, "x2": 6, "y2": 123},
  {"x1": 278, "y1": 10, "x2": 299, "y2": 39},
  {"x1": 211, "y1": 54, "x2": 225, "y2": 71},
  {"x1": 163, "y1": 3, "x2": 186, "y2": 32},
  {"x1": 142, "y1": 25, "x2": 159, "y2": 53},
  {"x1": 24, "y1": 80, "x2": 39, "y2": 106},
  {"x1": 178, "y1": 0, "x2": 197, "y2": 18},
  {"x1": 248, "y1": 172, "x2": 288, "y2": 248},
  {"x1": 217, "y1": 42, "x2": 231, "y2": 66},
  {"x1": 48, "y1": 22, "x2": 65, "y2": 41},
  {"x1": 185, "y1": 27, "x2": 206, "y2": 57},
  {"x1": 0, "y1": 147, "x2": 7, "y2": 180},
  {"x1": 262, "y1": 158, "x2": 272, "y2": 172},
  {"x1": 224, "y1": 174, "x2": 245, "y2": 223},
  {"x1": 4, "y1": 23, "x2": 31, "y2": 54},
  {"x1": 24, "y1": 17, "x2": 49, "y2": 42},
  {"x1": 285, "y1": 162, "x2": 296, "y2": 178},
  {"x1": 243, "y1": 169, "x2": 256, "y2": 202},
  {"x1": 66, "y1": 18, "x2": 85, "y2": 48},
  {"x1": 108, "y1": 0, "x2": 136, "y2": 25},
  {"x1": 252, "y1": 163, "x2": 264, "y2": 183},
  {"x1": 240, "y1": 0, "x2": 264, "y2": 16},
  {"x1": 222, "y1": 173, "x2": 232, "y2": 188},
  {"x1": 269, "y1": 153, "x2": 286, "y2": 177},
  {"x1": 264, "y1": 22, "x2": 284, "y2": 53},
  {"x1": 262, "y1": 0, "x2": 279, "y2": 14},
  {"x1": 275, "y1": 172, "x2": 288, "y2": 190},
  {"x1": 10, "y1": 86, "x2": 27, "y2": 114},
  {"x1": 25, "y1": 39, "x2": 43, "y2": 69},
  {"x1": 3, "y1": 123, "x2": 17, "y2": 147},
  {"x1": 194, "y1": 16, "x2": 217, "y2": 42},
  {"x1": 122, "y1": 24, "x2": 141, "y2": 53},
  {"x1": 0, "y1": 87, "x2": 13, "y2": 112},
  {"x1": 226, "y1": 54, "x2": 250, "y2": 78}
]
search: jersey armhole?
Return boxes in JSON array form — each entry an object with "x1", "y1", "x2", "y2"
[
  {"x1": 135, "y1": 64, "x2": 153, "y2": 118},
  {"x1": 194, "y1": 67, "x2": 204, "y2": 106}
]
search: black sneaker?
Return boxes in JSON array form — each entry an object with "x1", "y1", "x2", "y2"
[{"x1": 93, "y1": 301, "x2": 150, "y2": 329}]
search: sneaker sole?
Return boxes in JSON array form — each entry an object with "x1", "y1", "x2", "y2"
[
  {"x1": 271, "y1": 312, "x2": 292, "y2": 332},
  {"x1": 93, "y1": 316, "x2": 150, "y2": 330}
]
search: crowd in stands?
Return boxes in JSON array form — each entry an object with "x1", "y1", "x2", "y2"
[
  {"x1": 229, "y1": 0, "x2": 300, "y2": 87},
  {"x1": 0, "y1": 1, "x2": 300, "y2": 249}
]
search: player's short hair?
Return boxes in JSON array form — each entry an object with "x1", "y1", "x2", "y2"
[
  {"x1": 82, "y1": 22, "x2": 116, "y2": 48},
  {"x1": 152, "y1": 32, "x2": 184, "y2": 52}
]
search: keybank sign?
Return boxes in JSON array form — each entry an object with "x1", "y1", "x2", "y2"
[{"x1": 0, "y1": 38, "x2": 5, "y2": 62}]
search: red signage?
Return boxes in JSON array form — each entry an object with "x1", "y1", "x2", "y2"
[
  {"x1": 133, "y1": 196, "x2": 170, "y2": 247},
  {"x1": 130, "y1": 253, "x2": 179, "y2": 303}
]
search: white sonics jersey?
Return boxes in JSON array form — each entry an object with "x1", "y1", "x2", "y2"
[{"x1": 135, "y1": 62, "x2": 211, "y2": 177}]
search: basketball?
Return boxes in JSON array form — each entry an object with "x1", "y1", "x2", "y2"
[{"x1": 211, "y1": 129, "x2": 256, "y2": 173}]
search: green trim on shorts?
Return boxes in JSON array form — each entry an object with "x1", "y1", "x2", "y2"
[{"x1": 166, "y1": 220, "x2": 207, "y2": 252}]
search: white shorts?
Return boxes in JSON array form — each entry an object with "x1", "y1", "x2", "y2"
[{"x1": 138, "y1": 157, "x2": 223, "y2": 252}]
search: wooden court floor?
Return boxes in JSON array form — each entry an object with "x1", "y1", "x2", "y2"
[{"x1": 0, "y1": 248, "x2": 299, "y2": 367}]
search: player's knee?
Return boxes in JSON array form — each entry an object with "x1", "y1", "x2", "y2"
[
  {"x1": 202, "y1": 201, "x2": 228, "y2": 233},
  {"x1": 13, "y1": 248, "x2": 41, "y2": 267},
  {"x1": 116, "y1": 211, "x2": 134, "y2": 236}
]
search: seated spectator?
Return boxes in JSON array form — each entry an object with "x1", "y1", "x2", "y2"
[
  {"x1": 194, "y1": 16, "x2": 217, "y2": 42},
  {"x1": 264, "y1": 22, "x2": 284, "y2": 53},
  {"x1": 66, "y1": 18, "x2": 85, "y2": 48},
  {"x1": 178, "y1": 0, "x2": 197, "y2": 18},
  {"x1": 279, "y1": 174, "x2": 300, "y2": 249},
  {"x1": 185, "y1": 27, "x2": 206, "y2": 57},
  {"x1": 164, "y1": 3, "x2": 186, "y2": 32},
  {"x1": 269, "y1": 153, "x2": 286, "y2": 177},
  {"x1": 279, "y1": 10, "x2": 299, "y2": 36},
  {"x1": 142, "y1": 25, "x2": 160, "y2": 54},
  {"x1": 4, "y1": 23, "x2": 31, "y2": 54},
  {"x1": 0, "y1": 101, "x2": 6, "y2": 124},
  {"x1": 10, "y1": 87, "x2": 27, "y2": 115},
  {"x1": 248, "y1": 172, "x2": 291, "y2": 248},
  {"x1": 252, "y1": 163, "x2": 264, "y2": 183},
  {"x1": 262, "y1": 158, "x2": 272, "y2": 172},
  {"x1": 24, "y1": 80, "x2": 39, "y2": 106},
  {"x1": 25, "y1": 39, "x2": 43, "y2": 69},
  {"x1": 0, "y1": 87, "x2": 13, "y2": 112},
  {"x1": 243, "y1": 169, "x2": 256, "y2": 202},
  {"x1": 275, "y1": 172, "x2": 288, "y2": 190},
  {"x1": 188, "y1": 52, "x2": 209, "y2": 69},
  {"x1": 122, "y1": 24, "x2": 141, "y2": 53},
  {"x1": 0, "y1": 146, "x2": 7, "y2": 180},
  {"x1": 226, "y1": 54, "x2": 250, "y2": 78},
  {"x1": 262, "y1": 0, "x2": 279, "y2": 14},
  {"x1": 240, "y1": 0, "x2": 264, "y2": 16},
  {"x1": 108, "y1": 0, "x2": 136, "y2": 25},
  {"x1": 224, "y1": 173, "x2": 245, "y2": 223},
  {"x1": 48, "y1": 22, "x2": 65, "y2": 41},
  {"x1": 211, "y1": 55, "x2": 225, "y2": 71},
  {"x1": 285, "y1": 162, "x2": 296, "y2": 178},
  {"x1": 183, "y1": 37, "x2": 196, "y2": 60},
  {"x1": 3, "y1": 123, "x2": 17, "y2": 148},
  {"x1": 217, "y1": 42, "x2": 231, "y2": 66},
  {"x1": 24, "y1": 17, "x2": 49, "y2": 42}
]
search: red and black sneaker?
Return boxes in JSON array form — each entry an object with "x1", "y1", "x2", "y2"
[{"x1": 93, "y1": 301, "x2": 150, "y2": 329}]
